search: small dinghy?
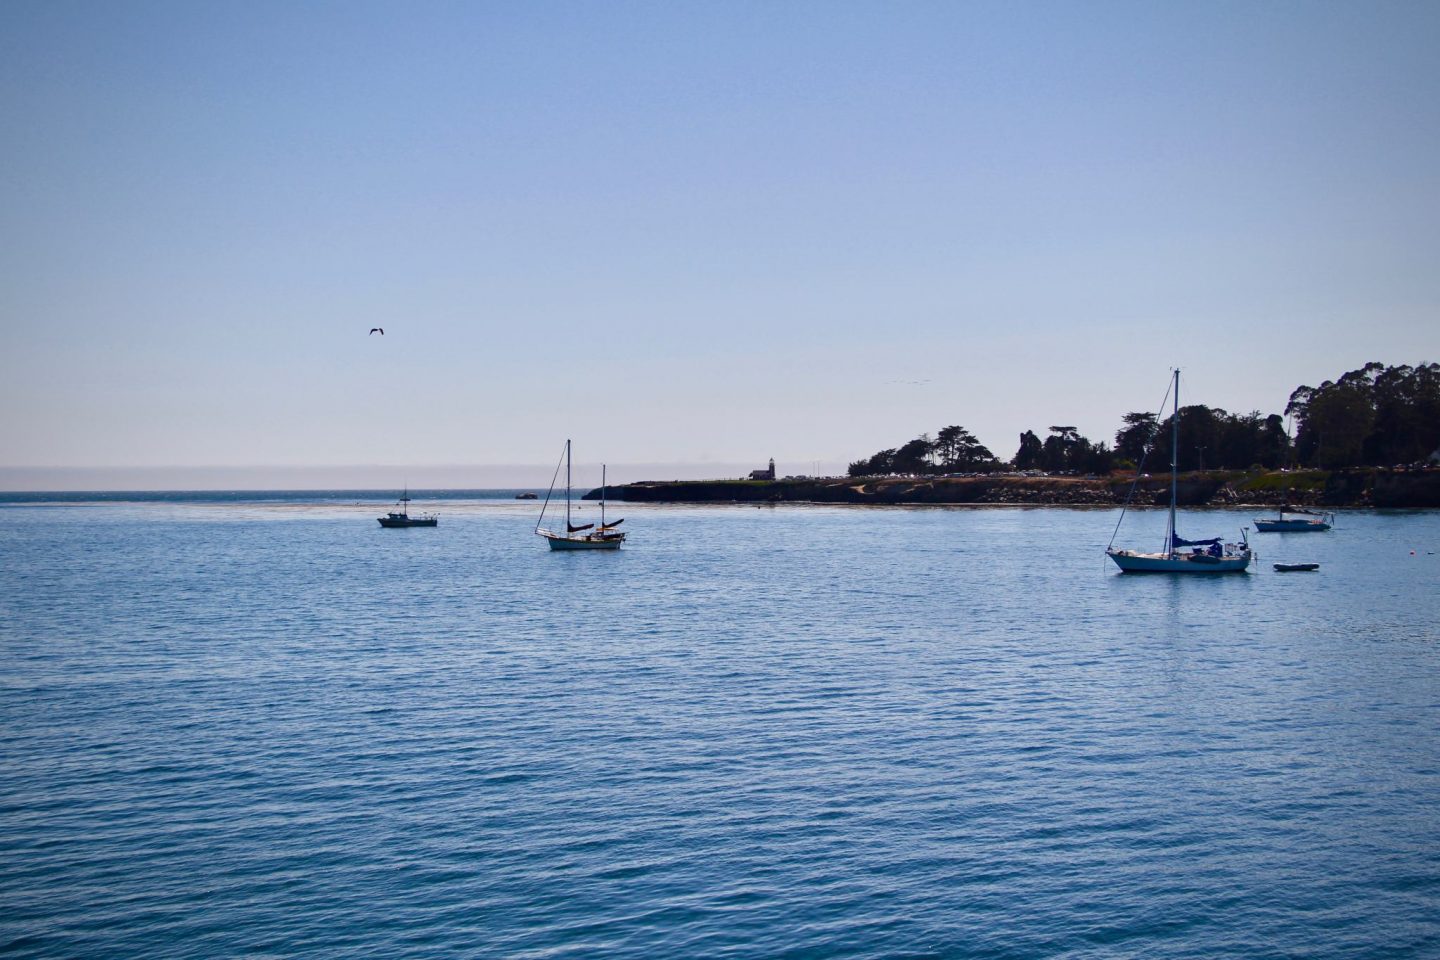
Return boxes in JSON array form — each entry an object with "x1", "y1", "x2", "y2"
[{"x1": 1273, "y1": 562, "x2": 1319, "y2": 572}]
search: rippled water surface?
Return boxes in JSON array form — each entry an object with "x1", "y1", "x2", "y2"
[{"x1": 3, "y1": 497, "x2": 1438, "y2": 958}]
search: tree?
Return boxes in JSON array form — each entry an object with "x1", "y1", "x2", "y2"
[
  {"x1": 1114, "y1": 412, "x2": 1159, "y2": 466},
  {"x1": 935, "y1": 425, "x2": 962, "y2": 468},
  {"x1": 1288, "y1": 365, "x2": 1382, "y2": 467},
  {"x1": 1286, "y1": 362, "x2": 1440, "y2": 467},
  {"x1": 935, "y1": 425, "x2": 999, "y2": 471},
  {"x1": 1303, "y1": 381, "x2": 1375, "y2": 467},
  {"x1": 1013, "y1": 430, "x2": 1043, "y2": 470},
  {"x1": 849, "y1": 425, "x2": 998, "y2": 476},
  {"x1": 1219, "y1": 412, "x2": 1251, "y2": 468},
  {"x1": 956, "y1": 432, "x2": 1000, "y2": 471},
  {"x1": 847, "y1": 361, "x2": 1435, "y2": 478},
  {"x1": 847, "y1": 448, "x2": 896, "y2": 477},
  {"x1": 891, "y1": 437, "x2": 933, "y2": 475},
  {"x1": 1041, "y1": 426, "x2": 1079, "y2": 473},
  {"x1": 1164, "y1": 405, "x2": 1223, "y2": 472},
  {"x1": 1368, "y1": 363, "x2": 1440, "y2": 464},
  {"x1": 1257, "y1": 413, "x2": 1291, "y2": 468},
  {"x1": 1075, "y1": 440, "x2": 1116, "y2": 475}
]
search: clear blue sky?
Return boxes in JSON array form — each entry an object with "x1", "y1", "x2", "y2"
[{"x1": 3, "y1": 0, "x2": 1438, "y2": 486}]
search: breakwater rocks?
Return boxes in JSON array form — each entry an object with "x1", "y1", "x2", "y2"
[{"x1": 585, "y1": 468, "x2": 1440, "y2": 508}]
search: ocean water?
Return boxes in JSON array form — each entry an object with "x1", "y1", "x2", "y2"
[{"x1": 2, "y1": 495, "x2": 1437, "y2": 958}]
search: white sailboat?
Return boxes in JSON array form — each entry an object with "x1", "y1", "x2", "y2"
[
  {"x1": 1106, "y1": 369, "x2": 1253, "y2": 573},
  {"x1": 535, "y1": 440, "x2": 626, "y2": 550}
]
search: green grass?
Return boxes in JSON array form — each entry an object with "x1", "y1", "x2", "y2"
[{"x1": 1236, "y1": 470, "x2": 1331, "y2": 493}]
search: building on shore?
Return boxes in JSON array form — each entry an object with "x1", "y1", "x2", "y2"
[{"x1": 749, "y1": 458, "x2": 776, "y2": 481}]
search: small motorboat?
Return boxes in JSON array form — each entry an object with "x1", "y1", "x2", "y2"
[{"x1": 1273, "y1": 562, "x2": 1320, "y2": 572}]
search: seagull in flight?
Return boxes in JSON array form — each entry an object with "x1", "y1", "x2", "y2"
[{"x1": 369, "y1": 327, "x2": 384, "y2": 335}]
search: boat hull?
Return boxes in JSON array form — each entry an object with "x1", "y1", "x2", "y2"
[
  {"x1": 542, "y1": 532, "x2": 624, "y2": 550},
  {"x1": 1106, "y1": 548, "x2": 1251, "y2": 573},
  {"x1": 1253, "y1": 519, "x2": 1331, "y2": 532},
  {"x1": 378, "y1": 517, "x2": 437, "y2": 527}
]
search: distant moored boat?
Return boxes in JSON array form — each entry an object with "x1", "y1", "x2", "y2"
[
  {"x1": 378, "y1": 487, "x2": 438, "y2": 527},
  {"x1": 1254, "y1": 507, "x2": 1333, "y2": 532}
]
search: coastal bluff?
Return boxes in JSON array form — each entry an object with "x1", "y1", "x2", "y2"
[{"x1": 584, "y1": 468, "x2": 1440, "y2": 508}]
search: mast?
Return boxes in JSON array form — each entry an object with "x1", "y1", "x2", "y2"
[
  {"x1": 565, "y1": 439, "x2": 572, "y2": 531},
  {"x1": 1168, "y1": 368, "x2": 1179, "y2": 555},
  {"x1": 601, "y1": 464, "x2": 607, "y2": 527},
  {"x1": 535, "y1": 440, "x2": 567, "y2": 535}
]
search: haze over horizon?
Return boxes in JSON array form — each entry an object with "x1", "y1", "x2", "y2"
[
  {"x1": 4, "y1": 1, "x2": 1438, "y2": 487},
  {"x1": 0, "y1": 459, "x2": 853, "y2": 492}
]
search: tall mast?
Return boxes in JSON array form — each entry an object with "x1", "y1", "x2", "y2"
[
  {"x1": 1168, "y1": 368, "x2": 1179, "y2": 554},
  {"x1": 565, "y1": 439, "x2": 572, "y2": 530},
  {"x1": 601, "y1": 464, "x2": 607, "y2": 527}
]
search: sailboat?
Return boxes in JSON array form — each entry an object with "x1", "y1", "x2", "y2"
[
  {"x1": 377, "y1": 486, "x2": 438, "y2": 527},
  {"x1": 1255, "y1": 424, "x2": 1334, "y2": 531},
  {"x1": 535, "y1": 440, "x2": 626, "y2": 550},
  {"x1": 1253, "y1": 506, "x2": 1333, "y2": 532},
  {"x1": 1106, "y1": 369, "x2": 1252, "y2": 573}
]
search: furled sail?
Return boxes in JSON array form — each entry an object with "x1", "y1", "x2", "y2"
[
  {"x1": 567, "y1": 522, "x2": 594, "y2": 533},
  {"x1": 1171, "y1": 534, "x2": 1222, "y2": 547},
  {"x1": 598, "y1": 519, "x2": 624, "y2": 530}
]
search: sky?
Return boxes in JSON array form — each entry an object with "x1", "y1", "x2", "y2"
[{"x1": 3, "y1": 0, "x2": 1439, "y2": 488}]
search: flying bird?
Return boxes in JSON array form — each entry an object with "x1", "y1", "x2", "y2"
[{"x1": 369, "y1": 328, "x2": 384, "y2": 335}]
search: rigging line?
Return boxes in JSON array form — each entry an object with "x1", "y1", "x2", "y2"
[
  {"x1": 534, "y1": 441, "x2": 567, "y2": 534},
  {"x1": 1105, "y1": 370, "x2": 1177, "y2": 550}
]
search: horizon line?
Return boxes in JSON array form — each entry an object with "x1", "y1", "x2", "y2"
[{"x1": 0, "y1": 461, "x2": 851, "y2": 492}]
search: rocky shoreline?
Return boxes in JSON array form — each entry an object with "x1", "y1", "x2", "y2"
[{"x1": 586, "y1": 468, "x2": 1440, "y2": 508}]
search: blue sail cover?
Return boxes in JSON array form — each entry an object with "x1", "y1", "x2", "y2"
[{"x1": 1172, "y1": 534, "x2": 1222, "y2": 547}]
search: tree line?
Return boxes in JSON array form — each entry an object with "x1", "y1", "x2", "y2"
[{"x1": 847, "y1": 362, "x2": 1440, "y2": 478}]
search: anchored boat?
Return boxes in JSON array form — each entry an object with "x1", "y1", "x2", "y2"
[
  {"x1": 535, "y1": 440, "x2": 626, "y2": 550},
  {"x1": 1106, "y1": 369, "x2": 1253, "y2": 573},
  {"x1": 377, "y1": 487, "x2": 437, "y2": 528},
  {"x1": 1254, "y1": 507, "x2": 1333, "y2": 532}
]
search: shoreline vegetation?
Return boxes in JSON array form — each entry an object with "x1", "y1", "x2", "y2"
[
  {"x1": 586, "y1": 467, "x2": 1440, "y2": 508},
  {"x1": 592, "y1": 361, "x2": 1440, "y2": 508},
  {"x1": 843, "y1": 363, "x2": 1440, "y2": 480}
]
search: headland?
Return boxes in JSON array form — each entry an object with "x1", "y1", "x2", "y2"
[{"x1": 586, "y1": 468, "x2": 1440, "y2": 508}]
